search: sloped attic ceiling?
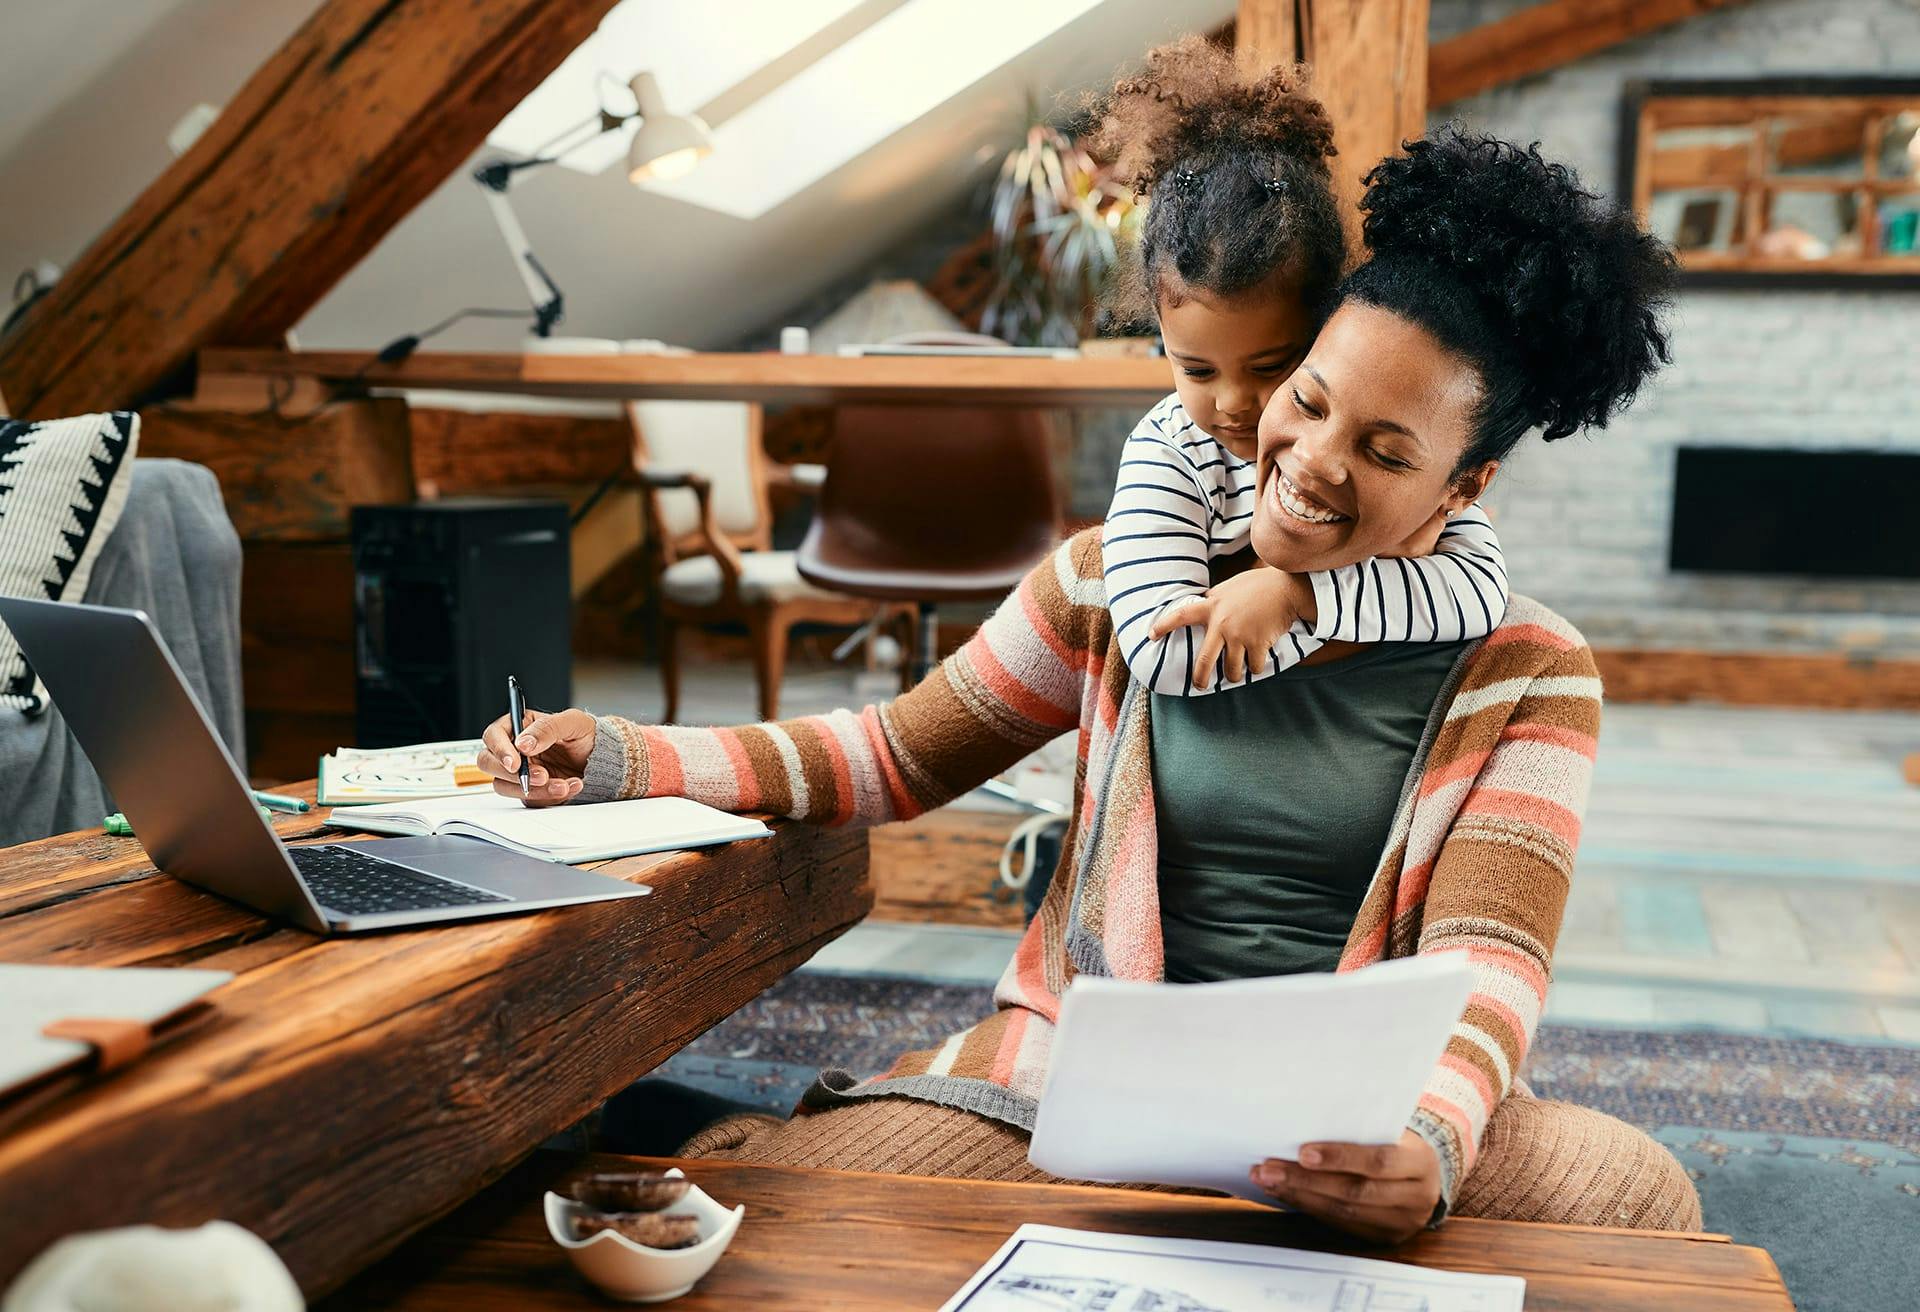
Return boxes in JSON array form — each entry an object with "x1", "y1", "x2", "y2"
[
  {"x1": 300, "y1": 0, "x2": 1235, "y2": 351},
  {"x1": 0, "y1": 0, "x2": 1234, "y2": 356}
]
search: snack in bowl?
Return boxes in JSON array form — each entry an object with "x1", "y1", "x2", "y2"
[
  {"x1": 545, "y1": 1168, "x2": 744, "y2": 1303},
  {"x1": 570, "y1": 1172, "x2": 693, "y2": 1215},
  {"x1": 573, "y1": 1211, "x2": 701, "y2": 1250}
]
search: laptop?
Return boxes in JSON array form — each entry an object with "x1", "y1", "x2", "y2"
[{"x1": 0, "y1": 596, "x2": 649, "y2": 934}]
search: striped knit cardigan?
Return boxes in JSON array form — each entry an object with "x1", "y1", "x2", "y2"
[{"x1": 578, "y1": 529, "x2": 1599, "y2": 1210}]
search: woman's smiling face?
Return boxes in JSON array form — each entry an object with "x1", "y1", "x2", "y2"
[{"x1": 1253, "y1": 301, "x2": 1497, "y2": 574}]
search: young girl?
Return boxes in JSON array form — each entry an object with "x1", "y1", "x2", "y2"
[{"x1": 1094, "y1": 40, "x2": 1509, "y2": 694}]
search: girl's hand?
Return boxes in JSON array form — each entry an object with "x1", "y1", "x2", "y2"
[
  {"x1": 478, "y1": 708, "x2": 597, "y2": 806},
  {"x1": 1250, "y1": 1129, "x2": 1443, "y2": 1245},
  {"x1": 1148, "y1": 568, "x2": 1310, "y2": 689}
]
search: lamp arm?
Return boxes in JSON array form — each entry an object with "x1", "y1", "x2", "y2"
[
  {"x1": 475, "y1": 167, "x2": 565, "y2": 336},
  {"x1": 467, "y1": 105, "x2": 639, "y2": 337}
]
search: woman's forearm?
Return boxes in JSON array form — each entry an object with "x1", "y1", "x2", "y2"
[{"x1": 576, "y1": 549, "x2": 1087, "y2": 824}]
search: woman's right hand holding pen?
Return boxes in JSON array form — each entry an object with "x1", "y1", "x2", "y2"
[{"x1": 478, "y1": 708, "x2": 598, "y2": 806}]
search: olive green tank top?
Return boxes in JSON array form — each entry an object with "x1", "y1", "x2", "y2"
[{"x1": 1150, "y1": 641, "x2": 1466, "y2": 983}]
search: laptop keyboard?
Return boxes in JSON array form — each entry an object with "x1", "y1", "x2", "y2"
[{"x1": 290, "y1": 845, "x2": 511, "y2": 917}]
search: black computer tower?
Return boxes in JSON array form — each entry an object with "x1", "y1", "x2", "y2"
[{"x1": 352, "y1": 500, "x2": 572, "y2": 749}]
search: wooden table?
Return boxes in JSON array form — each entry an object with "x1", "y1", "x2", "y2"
[
  {"x1": 196, "y1": 349, "x2": 1175, "y2": 408},
  {"x1": 328, "y1": 1153, "x2": 1797, "y2": 1311},
  {"x1": 0, "y1": 796, "x2": 871, "y2": 1297}
]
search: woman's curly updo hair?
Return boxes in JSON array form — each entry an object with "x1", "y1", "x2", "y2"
[
  {"x1": 1342, "y1": 127, "x2": 1677, "y2": 473},
  {"x1": 1091, "y1": 36, "x2": 1346, "y2": 324}
]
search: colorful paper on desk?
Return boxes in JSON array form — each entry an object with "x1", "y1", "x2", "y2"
[
  {"x1": 940, "y1": 1224, "x2": 1523, "y2": 1312},
  {"x1": 325, "y1": 792, "x2": 772, "y2": 864},
  {"x1": 1027, "y1": 955, "x2": 1475, "y2": 1201},
  {"x1": 317, "y1": 739, "x2": 493, "y2": 805}
]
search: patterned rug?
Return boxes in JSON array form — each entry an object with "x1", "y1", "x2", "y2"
[{"x1": 649, "y1": 970, "x2": 1920, "y2": 1312}]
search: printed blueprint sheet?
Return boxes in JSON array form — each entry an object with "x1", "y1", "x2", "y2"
[{"x1": 940, "y1": 1225, "x2": 1524, "y2": 1312}]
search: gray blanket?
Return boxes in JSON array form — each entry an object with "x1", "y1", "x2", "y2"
[{"x1": 0, "y1": 459, "x2": 244, "y2": 847}]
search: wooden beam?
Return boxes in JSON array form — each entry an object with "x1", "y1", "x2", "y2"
[
  {"x1": 0, "y1": 818, "x2": 871, "y2": 1296},
  {"x1": 1233, "y1": 0, "x2": 1301, "y2": 74},
  {"x1": 138, "y1": 398, "x2": 415, "y2": 539},
  {"x1": 0, "y1": 0, "x2": 621, "y2": 420},
  {"x1": 1430, "y1": 0, "x2": 1750, "y2": 106},
  {"x1": 408, "y1": 407, "x2": 632, "y2": 497},
  {"x1": 1237, "y1": 0, "x2": 1429, "y2": 225}
]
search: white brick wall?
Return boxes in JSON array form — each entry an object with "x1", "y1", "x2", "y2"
[{"x1": 1434, "y1": 0, "x2": 1920, "y2": 655}]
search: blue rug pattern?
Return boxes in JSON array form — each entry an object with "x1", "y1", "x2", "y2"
[{"x1": 649, "y1": 971, "x2": 1920, "y2": 1311}]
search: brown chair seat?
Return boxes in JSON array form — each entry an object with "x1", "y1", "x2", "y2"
[{"x1": 799, "y1": 402, "x2": 1063, "y2": 673}]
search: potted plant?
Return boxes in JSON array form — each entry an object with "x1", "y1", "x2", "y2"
[{"x1": 980, "y1": 120, "x2": 1140, "y2": 348}]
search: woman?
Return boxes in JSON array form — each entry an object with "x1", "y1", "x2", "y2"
[{"x1": 479, "y1": 130, "x2": 1695, "y2": 1243}]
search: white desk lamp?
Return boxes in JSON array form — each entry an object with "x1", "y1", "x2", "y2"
[{"x1": 471, "y1": 72, "x2": 713, "y2": 340}]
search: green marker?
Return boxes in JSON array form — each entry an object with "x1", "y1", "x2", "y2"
[
  {"x1": 251, "y1": 790, "x2": 311, "y2": 814},
  {"x1": 104, "y1": 805, "x2": 273, "y2": 837}
]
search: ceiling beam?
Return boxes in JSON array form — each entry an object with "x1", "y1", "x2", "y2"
[
  {"x1": 1237, "y1": 0, "x2": 1430, "y2": 231},
  {"x1": 1430, "y1": 0, "x2": 1751, "y2": 106},
  {"x1": 0, "y1": 0, "x2": 621, "y2": 420}
]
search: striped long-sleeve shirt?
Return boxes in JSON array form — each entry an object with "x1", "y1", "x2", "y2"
[
  {"x1": 575, "y1": 529, "x2": 1599, "y2": 1215},
  {"x1": 1102, "y1": 393, "x2": 1511, "y2": 695}
]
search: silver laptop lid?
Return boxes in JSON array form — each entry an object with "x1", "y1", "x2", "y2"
[{"x1": 0, "y1": 596, "x2": 328, "y2": 931}]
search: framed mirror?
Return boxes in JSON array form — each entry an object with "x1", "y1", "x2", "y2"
[{"x1": 1619, "y1": 78, "x2": 1920, "y2": 288}]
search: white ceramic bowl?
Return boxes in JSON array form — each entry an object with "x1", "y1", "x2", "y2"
[{"x1": 543, "y1": 1169, "x2": 744, "y2": 1303}]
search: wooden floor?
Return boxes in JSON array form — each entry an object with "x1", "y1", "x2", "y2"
[
  {"x1": 579, "y1": 659, "x2": 1920, "y2": 1045},
  {"x1": 871, "y1": 810, "x2": 1024, "y2": 928}
]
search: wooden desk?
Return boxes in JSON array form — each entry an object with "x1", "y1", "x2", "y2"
[
  {"x1": 329, "y1": 1152, "x2": 1797, "y2": 1311},
  {"x1": 0, "y1": 798, "x2": 871, "y2": 1298},
  {"x1": 197, "y1": 349, "x2": 1174, "y2": 409}
]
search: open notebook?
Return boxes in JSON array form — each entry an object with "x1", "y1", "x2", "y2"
[{"x1": 325, "y1": 793, "x2": 771, "y2": 864}]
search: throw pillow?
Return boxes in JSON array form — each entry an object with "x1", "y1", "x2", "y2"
[{"x1": 0, "y1": 411, "x2": 140, "y2": 712}]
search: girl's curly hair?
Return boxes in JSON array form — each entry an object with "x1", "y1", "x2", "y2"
[
  {"x1": 1342, "y1": 126, "x2": 1677, "y2": 470},
  {"x1": 1090, "y1": 36, "x2": 1345, "y2": 323}
]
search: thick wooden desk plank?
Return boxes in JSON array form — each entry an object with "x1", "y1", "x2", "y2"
[
  {"x1": 328, "y1": 1153, "x2": 1797, "y2": 1311},
  {"x1": 197, "y1": 349, "x2": 1173, "y2": 408},
  {"x1": 0, "y1": 801, "x2": 872, "y2": 1298}
]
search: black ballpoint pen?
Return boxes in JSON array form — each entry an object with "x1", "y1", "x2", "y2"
[{"x1": 507, "y1": 674, "x2": 530, "y2": 798}]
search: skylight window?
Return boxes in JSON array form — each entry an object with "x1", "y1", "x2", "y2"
[
  {"x1": 640, "y1": 0, "x2": 1105, "y2": 220},
  {"x1": 488, "y1": 0, "x2": 865, "y2": 176}
]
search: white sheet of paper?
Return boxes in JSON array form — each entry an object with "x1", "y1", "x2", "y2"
[
  {"x1": 1028, "y1": 955, "x2": 1475, "y2": 1200},
  {"x1": 940, "y1": 1224, "x2": 1524, "y2": 1312}
]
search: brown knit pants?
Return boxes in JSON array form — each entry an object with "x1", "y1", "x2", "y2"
[{"x1": 681, "y1": 1088, "x2": 1701, "y2": 1231}]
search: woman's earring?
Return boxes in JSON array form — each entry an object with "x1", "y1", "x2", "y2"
[{"x1": 1443, "y1": 507, "x2": 1457, "y2": 519}]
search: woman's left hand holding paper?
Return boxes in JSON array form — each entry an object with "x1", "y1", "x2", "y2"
[{"x1": 1250, "y1": 1129, "x2": 1443, "y2": 1244}]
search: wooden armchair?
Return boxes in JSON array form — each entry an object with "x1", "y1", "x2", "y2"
[{"x1": 627, "y1": 399, "x2": 904, "y2": 723}]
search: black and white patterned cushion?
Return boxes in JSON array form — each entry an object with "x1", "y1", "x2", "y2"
[{"x1": 0, "y1": 411, "x2": 140, "y2": 712}]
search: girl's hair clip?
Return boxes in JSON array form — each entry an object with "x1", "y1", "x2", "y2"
[
  {"x1": 1173, "y1": 168, "x2": 1199, "y2": 191},
  {"x1": 1262, "y1": 177, "x2": 1289, "y2": 197}
]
